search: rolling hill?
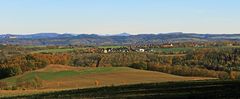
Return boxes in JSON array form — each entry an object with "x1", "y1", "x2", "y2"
[
  {"x1": 0, "y1": 64, "x2": 215, "y2": 97},
  {"x1": 1, "y1": 33, "x2": 240, "y2": 45}
]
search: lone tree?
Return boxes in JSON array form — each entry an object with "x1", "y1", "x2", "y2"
[{"x1": 90, "y1": 54, "x2": 103, "y2": 67}]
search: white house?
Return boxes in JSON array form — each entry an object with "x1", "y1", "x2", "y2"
[
  {"x1": 104, "y1": 49, "x2": 108, "y2": 53},
  {"x1": 139, "y1": 49, "x2": 145, "y2": 52},
  {"x1": 162, "y1": 43, "x2": 174, "y2": 48}
]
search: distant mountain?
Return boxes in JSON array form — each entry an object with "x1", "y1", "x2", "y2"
[
  {"x1": 26, "y1": 33, "x2": 60, "y2": 38},
  {"x1": 0, "y1": 33, "x2": 74, "y2": 39},
  {"x1": 98, "y1": 33, "x2": 131, "y2": 37},
  {"x1": 0, "y1": 33, "x2": 240, "y2": 45},
  {"x1": 113, "y1": 33, "x2": 131, "y2": 36},
  {"x1": 0, "y1": 34, "x2": 17, "y2": 39}
]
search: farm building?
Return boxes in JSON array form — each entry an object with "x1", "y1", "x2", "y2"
[
  {"x1": 139, "y1": 49, "x2": 145, "y2": 52},
  {"x1": 162, "y1": 44, "x2": 173, "y2": 48},
  {"x1": 104, "y1": 49, "x2": 108, "y2": 53}
]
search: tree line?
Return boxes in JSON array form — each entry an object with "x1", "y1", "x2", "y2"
[{"x1": 0, "y1": 53, "x2": 70, "y2": 79}]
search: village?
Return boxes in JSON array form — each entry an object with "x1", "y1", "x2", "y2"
[{"x1": 99, "y1": 43, "x2": 174, "y2": 53}]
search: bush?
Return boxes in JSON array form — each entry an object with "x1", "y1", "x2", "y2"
[
  {"x1": 0, "y1": 66, "x2": 22, "y2": 79},
  {"x1": 129, "y1": 62, "x2": 147, "y2": 70},
  {"x1": 228, "y1": 71, "x2": 240, "y2": 80},
  {"x1": 11, "y1": 86, "x2": 18, "y2": 90},
  {"x1": 16, "y1": 75, "x2": 43, "y2": 89},
  {"x1": 0, "y1": 81, "x2": 8, "y2": 89},
  {"x1": 32, "y1": 76, "x2": 43, "y2": 88},
  {"x1": 217, "y1": 72, "x2": 229, "y2": 79}
]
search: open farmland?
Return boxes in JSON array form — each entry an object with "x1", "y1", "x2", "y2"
[{"x1": 0, "y1": 65, "x2": 215, "y2": 98}]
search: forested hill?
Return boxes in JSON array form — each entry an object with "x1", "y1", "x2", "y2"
[{"x1": 1, "y1": 33, "x2": 240, "y2": 45}]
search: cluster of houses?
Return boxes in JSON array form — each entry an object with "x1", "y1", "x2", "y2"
[
  {"x1": 102, "y1": 47, "x2": 129, "y2": 53},
  {"x1": 100, "y1": 43, "x2": 174, "y2": 53},
  {"x1": 161, "y1": 43, "x2": 174, "y2": 48},
  {"x1": 89, "y1": 47, "x2": 148, "y2": 53},
  {"x1": 102, "y1": 48, "x2": 147, "y2": 53}
]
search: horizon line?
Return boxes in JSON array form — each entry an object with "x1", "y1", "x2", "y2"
[{"x1": 0, "y1": 32, "x2": 240, "y2": 35}]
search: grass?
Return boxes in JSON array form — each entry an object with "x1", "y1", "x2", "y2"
[
  {"x1": 31, "y1": 48, "x2": 75, "y2": 53},
  {"x1": 2, "y1": 67, "x2": 129, "y2": 85},
  {"x1": 4, "y1": 80, "x2": 240, "y2": 99},
  {"x1": 98, "y1": 45, "x2": 125, "y2": 49},
  {"x1": 22, "y1": 45, "x2": 47, "y2": 49}
]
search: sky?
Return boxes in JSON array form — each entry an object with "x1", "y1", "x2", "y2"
[{"x1": 0, "y1": 0, "x2": 239, "y2": 34}]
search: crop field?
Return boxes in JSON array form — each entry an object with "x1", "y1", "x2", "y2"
[
  {"x1": 4, "y1": 80, "x2": 240, "y2": 99},
  {"x1": 0, "y1": 65, "x2": 215, "y2": 98}
]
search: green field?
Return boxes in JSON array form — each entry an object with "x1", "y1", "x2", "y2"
[
  {"x1": 5, "y1": 80, "x2": 240, "y2": 99},
  {"x1": 153, "y1": 46, "x2": 240, "y2": 53},
  {"x1": 22, "y1": 45, "x2": 47, "y2": 49},
  {"x1": 2, "y1": 67, "x2": 128, "y2": 85},
  {"x1": 31, "y1": 48, "x2": 75, "y2": 53},
  {"x1": 98, "y1": 45, "x2": 125, "y2": 49}
]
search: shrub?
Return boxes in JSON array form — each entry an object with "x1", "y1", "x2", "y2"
[
  {"x1": 217, "y1": 72, "x2": 229, "y2": 79},
  {"x1": 11, "y1": 86, "x2": 18, "y2": 90},
  {"x1": 0, "y1": 81, "x2": 8, "y2": 89},
  {"x1": 0, "y1": 66, "x2": 22, "y2": 79},
  {"x1": 32, "y1": 76, "x2": 43, "y2": 88},
  {"x1": 16, "y1": 75, "x2": 43, "y2": 89},
  {"x1": 129, "y1": 62, "x2": 147, "y2": 70},
  {"x1": 229, "y1": 71, "x2": 240, "y2": 80}
]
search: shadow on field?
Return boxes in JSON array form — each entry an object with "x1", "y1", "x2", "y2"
[{"x1": 5, "y1": 80, "x2": 240, "y2": 99}]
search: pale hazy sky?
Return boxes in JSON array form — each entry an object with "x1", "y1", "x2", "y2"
[{"x1": 0, "y1": 0, "x2": 239, "y2": 34}]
